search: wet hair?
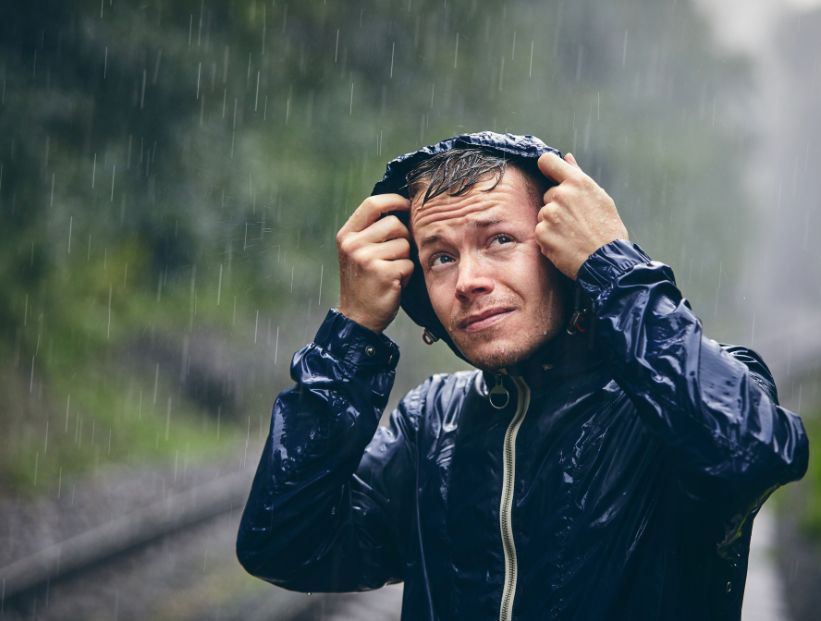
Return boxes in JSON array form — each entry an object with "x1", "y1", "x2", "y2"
[{"x1": 405, "y1": 147, "x2": 546, "y2": 207}]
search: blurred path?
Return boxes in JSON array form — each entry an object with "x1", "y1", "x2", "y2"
[
  {"x1": 304, "y1": 585, "x2": 402, "y2": 621},
  {"x1": 744, "y1": 508, "x2": 790, "y2": 621}
]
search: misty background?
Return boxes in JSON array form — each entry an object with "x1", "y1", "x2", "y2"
[{"x1": 1, "y1": 0, "x2": 819, "y2": 619}]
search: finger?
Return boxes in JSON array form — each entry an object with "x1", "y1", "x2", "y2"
[
  {"x1": 537, "y1": 151, "x2": 579, "y2": 184},
  {"x1": 371, "y1": 258, "x2": 415, "y2": 288},
  {"x1": 542, "y1": 185, "x2": 559, "y2": 205},
  {"x1": 564, "y1": 152, "x2": 580, "y2": 168},
  {"x1": 537, "y1": 202, "x2": 561, "y2": 226},
  {"x1": 342, "y1": 194, "x2": 410, "y2": 235},
  {"x1": 369, "y1": 237, "x2": 411, "y2": 261},
  {"x1": 393, "y1": 259, "x2": 416, "y2": 287},
  {"x1": 355, "y1": 214, "x2": 410, "y2": 244}
]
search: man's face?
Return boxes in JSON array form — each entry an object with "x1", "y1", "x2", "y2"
[{"x1": 411, "y1": 166, "x2": 569, "y2": 370}]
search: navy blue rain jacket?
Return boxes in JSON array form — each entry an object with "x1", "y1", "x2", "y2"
[{"x1": 236, "y1": 132, "x2": 809, "y2": 620}]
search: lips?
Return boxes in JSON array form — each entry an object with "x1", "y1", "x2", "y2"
[{"x1": 459, "y1": 307, "x2": 515, "y2": 331}]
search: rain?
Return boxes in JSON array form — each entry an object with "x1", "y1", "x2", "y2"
[{"x1": 0, "y1": 0, "x2": 820, "y2": 619}]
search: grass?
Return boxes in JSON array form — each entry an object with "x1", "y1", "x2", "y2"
[
  {"x1": 0, "y1": 242, "x2": 279, "y2": 495},
  {"x1": 800, "y1": 403, "x2": 821, "y2": 539}
]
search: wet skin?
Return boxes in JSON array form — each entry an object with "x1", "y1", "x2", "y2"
[{"x1": 412, "y1": 167, "x2": 570, "y2": 370}]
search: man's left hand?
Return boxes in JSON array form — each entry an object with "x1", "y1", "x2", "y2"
[{"x1": 535, "y1": 152, "x2": 629, "y2": 280}]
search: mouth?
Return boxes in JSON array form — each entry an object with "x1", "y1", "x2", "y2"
[{"x1": 459, "y1": 308, "x2": 515, "y2": 332}]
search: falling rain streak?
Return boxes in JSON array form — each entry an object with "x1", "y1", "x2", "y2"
[{"x1": 1, "y1": 0, "x2": 818, "y2": 619}]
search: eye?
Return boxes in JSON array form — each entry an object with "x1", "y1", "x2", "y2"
[
  {"x1": 429, "y1": 253, "x2": 455, "y2": 269},
  {"x1": 490, "y1": 233, "x2": 515, "y2": 246}
]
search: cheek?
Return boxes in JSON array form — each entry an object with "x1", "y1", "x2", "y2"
[{"x1": 424, "y1": 279, "x2": 453, "y2": 321}]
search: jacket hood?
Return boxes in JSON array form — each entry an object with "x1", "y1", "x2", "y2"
[{"x1": 371, "y1": 131, "x2": 579, "y2": 363}]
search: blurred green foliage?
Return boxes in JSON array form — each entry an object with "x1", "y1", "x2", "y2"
[{"x1": 0, "y1": 0, "x2": 754, "y2": 492}]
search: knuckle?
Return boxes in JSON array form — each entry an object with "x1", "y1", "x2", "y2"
[
  {"x1": 387, "y1": 217, "x2": 409, "y2": 238},
  {"x1": 399, "y1": 261, "x2": 415, "y2": 278},
  {"x1": 349, "y1": 246, "x2": 370, "y2": 266},
  {"x1": 539, "y1": 203, "x2": 558, "y2": 220},
  {"x1": 338, "y1": 235, "x2": 355, "y2": 255}
]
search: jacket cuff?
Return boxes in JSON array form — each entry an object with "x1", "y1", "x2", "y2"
[
  {"x1": 313, "y1": 308, "x2": 400, "y2": 372},
  {"x1": 576, "y1": 239, "x2": 654, "y2": 308}
]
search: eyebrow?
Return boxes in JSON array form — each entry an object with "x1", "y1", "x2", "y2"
[{"x1": 418, "y1": 218, "x2": 503, "y2": 249}]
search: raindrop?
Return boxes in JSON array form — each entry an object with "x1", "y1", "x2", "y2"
[
  {"x1": 196, "y1": 62, "x2": 202, "y2": 100},
  {"x1": 243, "y1": 415, "x2": 251, "y2": 468},
  {"x1": 622, "y1": 30, "x2": 629, "y2": 68},
  {"x1": 107, "y1": 284, "x2": 112, "y2": 340},
  {"x1": 65, "y1": 393, "x2": 71, "y2": 432},
  {"x1": 254, "y1": 70, "x2": 260, "y2": 111},
  {"x1": 152, "y1": 49, "x2": 163, "y2": 84},
  {"x1": 529, "y1": 40, "x2": 534, "y2": 78},
  {"x1": 217, "y1": 263, "x2": 223, "y2": 306},
  {"x1": 153, "y1": 362, "x2": 160, "y2": 405},
  {"x1": 140, "y1": 69, "x2": 147, "y2": 109},
  {"x1": 165, "y1": 396, "x2": 173, "y2": 441},
  {"x1": 318, "y1": 263, "x2": 324, "y2": 306}
]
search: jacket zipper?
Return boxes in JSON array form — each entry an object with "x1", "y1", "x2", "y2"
[{"x1": 498, "y1": 374, "x2": 530, "y2": 621}]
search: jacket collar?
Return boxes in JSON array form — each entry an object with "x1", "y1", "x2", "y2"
[{"x1": 480, "y1": 325, "x2": 604, "y2": 395}]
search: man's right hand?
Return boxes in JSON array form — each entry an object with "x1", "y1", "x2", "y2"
[{"x1": 336, "y1": 194, "x2": 414, "y2": 334}]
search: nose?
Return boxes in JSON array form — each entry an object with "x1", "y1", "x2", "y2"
[{"x1": 455, "y1": 253, "x2": 494, "y2": 302}]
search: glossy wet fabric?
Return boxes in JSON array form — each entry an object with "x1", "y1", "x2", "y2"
[
  {"x1": 236, "y1": 132, "x2": 808, "y2": 620},
  {"x1": 237, "y1": 240, "x2": 808, "y2": 620}
]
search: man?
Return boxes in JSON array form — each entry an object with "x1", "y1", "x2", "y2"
[{"x1": 236, "y1": 131, "x2": 808, "y2": 620}]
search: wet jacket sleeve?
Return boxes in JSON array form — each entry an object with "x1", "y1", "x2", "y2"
[
  {"x1": 576, "y1": 240, "x2": 809, "y2": 495},
  {"x1": 236, "y1": 309, "x2": 420, "y2": 592}
]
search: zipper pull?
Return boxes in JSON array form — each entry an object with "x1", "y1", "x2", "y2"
[{"x1": 488, "y1": 373, "x2": 511, "y2": 410}]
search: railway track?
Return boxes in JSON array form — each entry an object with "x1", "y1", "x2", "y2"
[{"x1": 0, "y1": 466, "x2": 254, "y2": 608}]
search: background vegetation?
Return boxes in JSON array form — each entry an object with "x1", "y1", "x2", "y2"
[{"x1": 1, "y1": 0, "x2": 815, "y2": 546}]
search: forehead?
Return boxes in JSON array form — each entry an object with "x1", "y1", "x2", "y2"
[{"x1": 410, "y1": 166, "x2": 537, "y2": 234}]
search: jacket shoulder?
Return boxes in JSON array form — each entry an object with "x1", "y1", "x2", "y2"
[{"x1": 717, "y1": 342, "x2": 780, "y2": 404}]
